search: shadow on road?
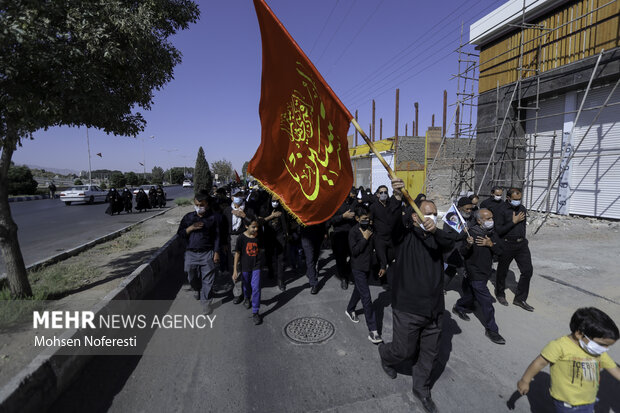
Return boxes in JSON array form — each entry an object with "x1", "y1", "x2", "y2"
[{"x1": 48, "y1": 266, "x2": 185, "y2": 413}]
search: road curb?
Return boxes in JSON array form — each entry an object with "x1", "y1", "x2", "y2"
[
  {"x1": 0, "y1": 206, "x2": 177, "y2": 287},
  {"x1": 8, "y1": 195, "x2": 55, "y2": 203},
  {"x1": 0, "y1": 234, "x2": 186, "y2": 413}
]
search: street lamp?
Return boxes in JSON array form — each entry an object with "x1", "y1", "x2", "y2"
[
  {"x1": 139, "y1": 135, "x2": 155, "y2": 179},
  {"x1": 86, "y1": 128, "x2": 92, "y2": 185},
  {"x1": 160, "y1": 147, "x2": 178, "y2": 184}
]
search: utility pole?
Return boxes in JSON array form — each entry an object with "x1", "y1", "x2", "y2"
[
  {"x1": 395, "y1": 89, "x2": 400, "y2": 138},
  {"x1": 86, "y1": 128, "x2": 92, "y2": 186}
]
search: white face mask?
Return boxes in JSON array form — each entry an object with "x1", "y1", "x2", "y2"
[
  {"x1": 493, "y1": 195, "x2": 502, "y2": 201},
  {"x1": 482, "y1": 220, "x2": 494, "y2": 229},
  {"x1": 233, "y1": 197, "x2": 244, "y2": 205},
  {"x1": 194, "y1": 206, "x2": 206, "y2": 215},
  {"x1": 271, "y1": 201, "x2": 279, "y2": 208},
  {"x1": 579, "y1": 336, "x2": 609, "y2": 356},
  {"x1": 421, "y1": 214, "x2": 438, "y2": 231},
  {"x1": 379, "y1": 193, "x2": 388, "y2": 201},
  {"x1": 510, "y1": 200, "x2": 521, "y2": 207}
]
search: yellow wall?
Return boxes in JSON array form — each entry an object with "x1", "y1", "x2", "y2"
[
  {"x1": 395, "y1": 170, "x2": 426, "y2": 197},
  {"x1": 479, "y1": 0, "x2": 619, "y2": 93}
]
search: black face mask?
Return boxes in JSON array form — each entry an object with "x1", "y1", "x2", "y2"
[{"x1": 360, "y1": 220, "x2": 370, "y2": 230}]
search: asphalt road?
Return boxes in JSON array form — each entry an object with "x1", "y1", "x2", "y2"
[{"x1": 1, "y1": 185, "x2": 193, "y2": 274}]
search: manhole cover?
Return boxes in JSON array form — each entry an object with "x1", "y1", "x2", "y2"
[{"x1": 284, "y1": 317, "x2": 335, "y2": 344}]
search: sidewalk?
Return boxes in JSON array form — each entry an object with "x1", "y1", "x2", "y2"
[{"x1": 50, "y1": 217, "x2": 620, "y2": 413}]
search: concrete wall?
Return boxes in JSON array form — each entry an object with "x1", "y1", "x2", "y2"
[{"x1": 474, "y1": 48, "x2": 620, "y2": 197}]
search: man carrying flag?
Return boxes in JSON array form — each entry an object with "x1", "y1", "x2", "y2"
[{"x1": 443, "y1": 197, "x2": 475, "y2": 289}]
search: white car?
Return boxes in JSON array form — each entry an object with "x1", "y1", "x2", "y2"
[
  {"x1": 133, "y1": 184, "x2": 157, "y2": 196},
  {"x1": 182, "y1": 180, "x2": 193, "y2": 188},
  {"x1": 59, "y1": 185, "x2": 108, "y2": 206}
]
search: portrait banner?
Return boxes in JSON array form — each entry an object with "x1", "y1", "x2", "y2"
[{"x1": 249, "y1": 0, "x2": 354, "y2": 225}]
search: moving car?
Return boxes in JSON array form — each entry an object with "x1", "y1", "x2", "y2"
[
  {"x1": 59, "y1": 185, "x2": 108, "y2": 206},
  {"x1": 132, "y1": 184, "x2": 157, "y2": 196},
  {"x1": 182, "y1": 180, "x2": 193, "y2": 188}
]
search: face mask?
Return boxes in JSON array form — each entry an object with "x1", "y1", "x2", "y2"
[
  {"x1": 359, "y1": 220, "x2": 370, "y2": 230},
  {"x1": 483, "y1": 220, "x2": 494, "y2": 229},
  {"x1": 420, "y1": 214, "x2": 437, "y2": 231},
  {"x1": 379, "y1": 193, "x2": 388, "y2": 201},
  {"x1": 233, "y1": 197, "x2": 243, "y2": 205},
  {"x1": 579, "y1": 336, "x2": 609, "y2": 356},
  {"x1": 510, "y1": 200, "x2": 521, "y2": 207},
  {"x1": 194, "y1": 206, "x2": 206, "y2": 215},
  {"x1": 461, "y1": 211, "x2": 471, "y2": 219},
  {"x1": 493, "y1": 195, "x2": 502, "y2": 201},
  {"x1": 271, "y1": 201, "x2": 279, "y2": 208}
]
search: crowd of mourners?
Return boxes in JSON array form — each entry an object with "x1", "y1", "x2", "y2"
[
  {"x1": 176, "y1": 179, "x2": 619, "y2": 413},
  {"x1": 104, "y1": 185, "x2": 166, "y2": 215}
]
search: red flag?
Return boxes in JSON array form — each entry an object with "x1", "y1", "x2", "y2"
[
  {"x1": 249, "y1": 0, "x2": 353, "y2": 225},
  {"x1": 234, "y1": 170, "x2": 241, "y2": 183}
]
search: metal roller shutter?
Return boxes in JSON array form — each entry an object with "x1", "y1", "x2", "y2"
[
  {"x1": 524, "y1": 94, "x2": 564, "y2": 212},
  {"x1": 569, "y1": 83, "x2": 620, "y2": 219}
]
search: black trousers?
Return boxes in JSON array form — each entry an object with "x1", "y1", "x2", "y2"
[
  {"x1": 379, "y1": 309, "x2": 443, "y2": 396},
  {"x1": 374, "y1": 237, "x2": 395, "y2": 285},
  {"x1": 495, "y1": 240, "x2": 533, "y2": 302},
  {"x1": 301, "y1": 231, "x2": 323, "y2": 287},
  {"x1": 330, "y1": 231, "x2": 351, "y2": 282},
  {"x1": 266, "y1": 237, "x2": 286, "y2": 284},
  {"x1": 455, "y1": 278, "x2": 499, "y2": 332}
]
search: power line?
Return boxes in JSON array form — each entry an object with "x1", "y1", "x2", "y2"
[
  {"x1": 325, "y1": 0, "x2": 386, "y2": 76},
  {"x1": 309, "y1": 0, "x2": 341, "y2": 55},
  {"x1": 315, "y1": 0, "x2": 358, "y2": 65},
  {"x1": 338, "y1": 0, "x2": 481, "y2": 99},
  {"x1": 346, "y1": 0, "x2": 504, "y2": 106}
]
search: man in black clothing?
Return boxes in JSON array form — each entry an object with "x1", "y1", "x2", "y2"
[
  {"x1": 223, "y1": 188, "x2": 257, "y2": 304},
  {"x1": 378, "y1": 180, "x2": 454, "y2": 413},
  {"x1": 494, "y1": 188, "x2": 534, "y2": 311},
  {"x1": 443, "y1": 196, "x2": 476, "y2": 283},
  {"x1": 452, "y1": 208, "x2": 506, "y2": 345},
  {"x1": 263, "y1": 196, "x2": 289, "y2": 291},
  {"x1": 328, "y1": 187, "x2": 357, "y2": 289},
  {"x1": 301, "y1": 223, "x2": 326, "y2": 294},
  {"x1": 479, "y1": 186, "x2": 505, "y2": 219},
  {"x1": 369, "y1": 185, "x2": 401, "y2": 289},
  {"x1": 177, "y1": 192, "x2": 221, "y2": 315}
]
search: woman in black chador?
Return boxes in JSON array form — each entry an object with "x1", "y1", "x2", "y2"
[
  {"x1": 121, "y1": 188, "x2": 133, "y2": 213},
  {"x1": 105, "y1": 188, "x2": 124, "y2": 215},
  {"x1": 135, "y1": 188, "x2": 150, "y2": 212}
]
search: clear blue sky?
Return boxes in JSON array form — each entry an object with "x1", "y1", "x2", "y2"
[{"x1": 14, "y1": 0, "x2": 503, "y2": 175}]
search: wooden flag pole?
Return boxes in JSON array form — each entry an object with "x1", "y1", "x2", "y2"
[{"x1": 351, "y1": 118, "x2": 425, "y2": 221}]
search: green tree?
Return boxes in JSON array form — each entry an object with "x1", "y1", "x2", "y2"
[
  {"x1": 125, "y1": 171, "x2": 141, "y2": 186},
  {"x1": 194, "y1": 147, "x2": 212, "y2": 194},
  {"x1": 7, "y1": 165, "x2": 38, "y2": 195},
  {"x1": 211, "y1": 159, "x2": 234, "y2": 183},
  {"x1": 151, "y1": 166, "x2": 164, "y2": 184},
  {"x1": 0, "y1": 0, "x2": 199, "y2": 297},
  {"x1": 74, "y1": 179, "x2": 83, "y2": 185},
  {"x1": 110, "y1": 171, "x2": 126, "y2": 188},
  {"x1": 165, "y1": 167, "x2": 186, "y2": 184},
  {"x1": 242, "y1": 161, "x2": 250, "y2": 179}
]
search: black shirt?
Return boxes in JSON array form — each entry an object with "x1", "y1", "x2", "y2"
[
  {"x1": 392, "y1": 208, "x2": 454, "y2": 317},
  {"x1": 369, "y1": 196, "x2": 401, "y2": 242},
  {"x1": 348, "y1": 223, "x2": 374, "y2": 272},
  {"x1": 459, "y1": 224, "x2": 504, "y2": 281},
  {"x1": 329, "y1": 197, "x2": 357, "y2": 233},
  {"x1": 480, "y1": 197, "x2": 505, "y2": 222},
  {"x1": 177, "y1": 210, "x2": 221, "y2": 254},
  {"x1": 496, "y1": 201, "x2": 527, "y2": 239},
  {"x1": 235, "y1": 233, "x2": 263, "y2": 272}
]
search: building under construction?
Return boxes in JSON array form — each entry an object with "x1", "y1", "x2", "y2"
[{"x1": 469, "y1": 0, "x2": 620, "y2": 219}]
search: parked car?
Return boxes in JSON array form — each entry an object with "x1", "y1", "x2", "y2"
[
  {"x1": 132, "y1": 184, "x2": 157, "y2": 196},
  {"x1": 59, "y1": 185, "x2": 108, "y2": 206},
  {"x1": 182, "y1": 180, "x2": 193, "y2": 188}
]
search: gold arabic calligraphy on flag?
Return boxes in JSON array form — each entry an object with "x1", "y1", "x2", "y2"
[{"x1": 281, "y1": 62, "x2": 344, "y2": 201}]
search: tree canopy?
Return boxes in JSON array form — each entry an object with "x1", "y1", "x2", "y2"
[{"x1": 194, "y1": 147, "x2": 212, "y2": 194}]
